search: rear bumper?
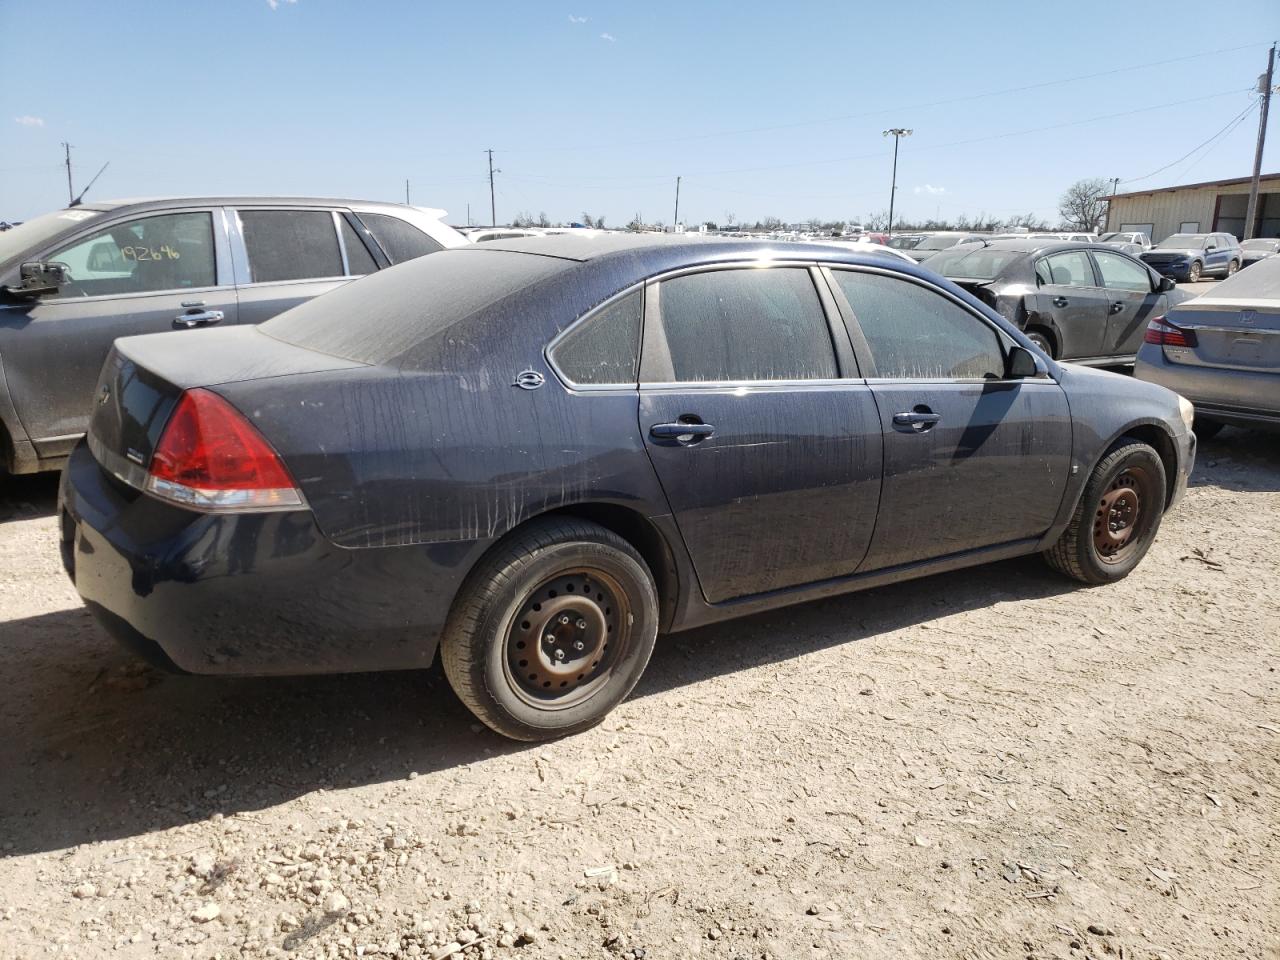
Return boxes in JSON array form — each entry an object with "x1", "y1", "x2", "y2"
[
  {"x1": 1134, "y1": 346, "x2": 1280, "y2": 432},
  {"x1": 58, "y1": 441, "x2": 488, "y2": 676}
]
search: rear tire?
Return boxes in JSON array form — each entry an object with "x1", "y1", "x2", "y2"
[
  {"x1": 1194, "y1": 417, "x2": 1225, "y2": 440},
  {"x1": 1225, "y1": 260, "x2": 1239, "y2": 277},
  {"x1": 440, "y1": 518, "x2": 659, "y2": 741},
  {"x1": 1025, "y1": 327, "x2": 1056, "y2": 358},
  {"x1": 1043, "y1": 440, "x2": 1166, "y2": 585}
]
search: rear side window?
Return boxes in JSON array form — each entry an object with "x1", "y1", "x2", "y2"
[
  {"x1": 240, "y1": 210, "x2": 343, "y2": 283},
  {"x1": 1043, "y1": 251, "x2": 1096, "y2": 287},
  {"x1": 832, "y1": 271, "x2": 1005, "y2": 380},
  {"x1": 46, "y1": 211, "x2": 216, "y2": 298},
  {"x1": 1092, "y1": 251, "x2": 1151, "y2": 293},
  {"x1": 359, "y1": 212, "x2": 444, "y2": 263},
  {"x1": 339, "y1": 218, "x2": 378, "y2": 276},
  {"x1": 650, "y1": 268, "x2": 837, "y2": 382},
  {"x1": 551, "y1": 290, "x2": 642, "y2": 385}
]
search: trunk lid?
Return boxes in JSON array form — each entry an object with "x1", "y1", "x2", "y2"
[
  {"x1": 1163, "y1": 299, "x2": 1280, "y2": 374},
  {"x1": 88, "y1": 326, "x2": 365, "y2": 481}
]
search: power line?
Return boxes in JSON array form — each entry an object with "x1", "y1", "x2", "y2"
[{"x1": 1120, "y1": 100, "x2": 1258, "y2": 184}]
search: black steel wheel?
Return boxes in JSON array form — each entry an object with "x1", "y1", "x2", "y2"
[
  {"x1": 1043, "y1": 440, "x2": 1166, "y2": 584},
  {"x1": 440, "y1": 518, "x2": 659, "y2": 741}
]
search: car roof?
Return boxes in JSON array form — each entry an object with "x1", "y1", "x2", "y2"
[
  {"x1": 467, "y1": 232, "x2": 910, "y2": 264},
  {"x1": 72, "y1": 196, "x2": 447, "y2": 217},
  {"x1": 934, "y1": 239, "x2": 1100, "y2": 255}
]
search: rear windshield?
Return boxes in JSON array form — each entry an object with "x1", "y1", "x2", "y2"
[
  {"x1": 0, "y1": 207, "x2": 106, "y2": 271},
  {"x1": 928, "y1": 247, "x2": 1028, "y2": 280},
  {"x1": 261, "y1": 248, "x2": 569, "y2": 364}
]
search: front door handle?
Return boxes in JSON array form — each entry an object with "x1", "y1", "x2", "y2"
[
  {"x1": 893, "y1": 410, "x2": 942, "y2": 432},
  {"x1": 1109, "y1": 301, "x2": 1125, "y2": 314},
  {"x1": 173, "y1": 309, "x2": 224, "y2": 329},
  {"x1": 1052, "y1": 296, "x2": 1069, "y2": 308},
  {"x1": 650, "y1": 420, "x2": 714, "y2": 443}
]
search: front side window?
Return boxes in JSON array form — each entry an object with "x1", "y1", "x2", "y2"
[
  {"x1": 1043, "y1": 251, "x2": 1096, "y2": 287},
  {"x1": 1092, "y1": 251, "x2": 1151, "y2": 293},
  {"x1": 46, "y1": 211, "x2": 215, "y2": 298},
  {"x1": 240, "y1": 210, "x2": 343, "y2": 283},
  {"x1": 651, "y1": 268, "x2": 837, "y2": 382},
  {"x1": 832, "y1": 271, "x2": 1005, "y2": 380},
  {"x1": 551, "y1": 290, "x2": 642, "y2": 385},
  {"x1": 358, "y1": 212, "x2": 444, "y2": 264}
]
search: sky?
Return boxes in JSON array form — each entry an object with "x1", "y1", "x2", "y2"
[{"x1": 1, "y1": 0, "x2": 1276, "y2": 228}]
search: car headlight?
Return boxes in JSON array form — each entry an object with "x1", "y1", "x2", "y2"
[{"x1": 1177, "y1": 394, "x2": 1195, "y2": 433}]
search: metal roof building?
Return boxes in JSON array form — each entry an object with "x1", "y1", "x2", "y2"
[{"x1": 1103, "y1": 173, "x2": 1279, "y2": 242}]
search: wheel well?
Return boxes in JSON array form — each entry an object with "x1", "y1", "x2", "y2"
[
  {"x1": 518, "y1": 503, "x2": 681, "y2": 633},
  {"x1": 1116, "y1": 425, "x2": 1178, "y2": 508},
  {"x1": 1024, "y1": 323, "x2": 1057, "y2": 358}
]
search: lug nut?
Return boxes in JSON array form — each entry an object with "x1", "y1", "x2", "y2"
[
  {"x1": 576, "y1": 619, "x2": 587, "y2": 630},
  {"x1": 544, "y1": 634, "x2": 556, "y2": 645},
  {"x1": 554, "y1": 649, "x2": 565, "y2": 660},
  {"x1": 559, "y1": 614, "x2": 571, "y2": 625},
  {"x1": 573, "y1": 640, "x2": 585, "y2": 651}
]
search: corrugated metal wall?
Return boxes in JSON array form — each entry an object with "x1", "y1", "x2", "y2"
[{"x1": 1106, "y1": 182, "x2": 1279, "y2": 241}]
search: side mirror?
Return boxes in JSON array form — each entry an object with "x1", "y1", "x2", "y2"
[
  {"x1": 6, "y1": 261, "x2": 67, "y2": 299},
  {"x1": 1006, "y1": 344, "x2": 1040, "y2": 378},
  {"x1": 1157, "y1": 275, "x2": 1176, "y2": 292}
]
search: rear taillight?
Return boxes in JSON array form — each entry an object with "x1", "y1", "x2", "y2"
[
  {"x1": 146, "y1": 388, "x2": 304, "y2": 511},
  {"x1": 1143, "y1": 316, "x2": 1198, "y2": 348}
]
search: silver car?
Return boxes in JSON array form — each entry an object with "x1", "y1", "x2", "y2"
[{"x1": 1134, "y1": 255, "x2": 1280, "y2": 437}]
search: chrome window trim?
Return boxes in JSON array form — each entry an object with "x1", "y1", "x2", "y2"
[
  {"x1": 333, "y1": 210, "x2": 352, "y2": 276},
  {"x1": 543, "y1": 280, "x2": 647, "y2": 391}
]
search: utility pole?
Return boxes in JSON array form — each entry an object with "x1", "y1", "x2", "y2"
[
  {"x1": 405, "y1": 179, "x2": 410, "y2": 205},
  {"x1": 486, "y1": 149, "x2": 498, "y2": 227},
  {"x1": 466, "y1": 203, "x2": 471, "y2": 227},
  {"x1": 62, "y1": 142, "x2": 74, "y2": 205},
  {"x1": 1244, "y1": 42, "x2": 1275, "y2": 240},
  {"x1": 882, "y1": 128, "x2": 912, "y2": 235},
  {"x1": 673, "y1": 176, "x2": 681, "y2": 231},
  {"x1": 1109, "y1": 177, "x2": 1120, "y2": 195}
]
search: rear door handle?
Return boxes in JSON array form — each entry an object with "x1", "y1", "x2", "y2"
[
  {"x1": 1052, "y1": 297, "x2": 1069, "y2": 308},
  {"x1": 1109, "y1": 301, "x2": 1125, "y2": 314},
  {"x1": 173, "y1": 309, "x2": 224, "y2": 329},
  {"x1": 650, "y1": 421, "x2": 714, "y2": 443}
]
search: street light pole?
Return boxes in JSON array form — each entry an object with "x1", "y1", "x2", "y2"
[{"x1": 882, "y1": 128, "x2": 912, "y2": 236}]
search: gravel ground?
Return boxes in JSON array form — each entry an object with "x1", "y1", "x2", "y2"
[{"x1": 0, "y1": 423, "x2": 1277, "y2": 960}]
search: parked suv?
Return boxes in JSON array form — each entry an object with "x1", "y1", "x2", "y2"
[
  {"x1": 1140, "y1": 232, "x2": 1241, "y2": 283},
  {"x1": 0, "y1": 197, "x2": 467, "y2": 475}
]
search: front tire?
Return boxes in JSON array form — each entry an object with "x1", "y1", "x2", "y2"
[
  {"x1": 440, "y1": 518, "x2": 659, "y2": 741},
  {"x1": 1043, "y1": 440, "x2": 1167, "y2": 584},
  {"x1": 1187, "y1": 261, "x2": 1202, "y2": 282}
]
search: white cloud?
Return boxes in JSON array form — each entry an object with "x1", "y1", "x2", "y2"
[
  {"x1": 914, "y1": 184, "x2": 946, "y2": 196},
  {"x1": 266, "y1": 0, "x2": 297, "y2": 9},
  {"x1": 600, "y1": 32, "x2": 615, "y2": 41},
  {"x1": 568, "y1": 14, "x2": 588, "y2": 23},
  {"x1": 14, "y1": 115, "x2": 44, "y2": 127}
]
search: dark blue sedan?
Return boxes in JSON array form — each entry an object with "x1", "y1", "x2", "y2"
[{"x1": 60, "y1": 236, "x2": 1195, "y2": 740}]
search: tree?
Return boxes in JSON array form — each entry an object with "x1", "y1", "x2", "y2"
[
  {"x1": 1058, "y1": 178, "x2": 1109, "y2": 232},
  {"x1": 626, "y1": 212, "x2": 644, "y2": 232},
  {"x1": 594, "y1": 215, "x2": 606, "y2": 230},
  {"x1": 512, "y1": 210, "x2": 535, "y2": 228},
  {"x1": 537, "y1": 211, "x2": 550, "y2": 228},
  {"x1": 724, "y1": 211, "x2": 737, "y2": 228}
]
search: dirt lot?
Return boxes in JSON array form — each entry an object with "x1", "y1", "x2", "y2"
[{"x1": 1, "y1": 423, "x2": 1277, "y2": 960}]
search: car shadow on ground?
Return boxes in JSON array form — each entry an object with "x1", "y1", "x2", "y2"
[
  {"x1": 0, "y1": 555, "x2": 1077, "y2": 857},
  {"x1": 1189, "y1": 427, "x2": 1280, "y2": 492},
  {"x1": 0, "y1": 472, "x2": 59, "y2": 523}
]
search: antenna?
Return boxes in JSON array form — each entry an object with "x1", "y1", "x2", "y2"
[{"x1": 70, "y1": 162, "x2": 110, "y2": 207}]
